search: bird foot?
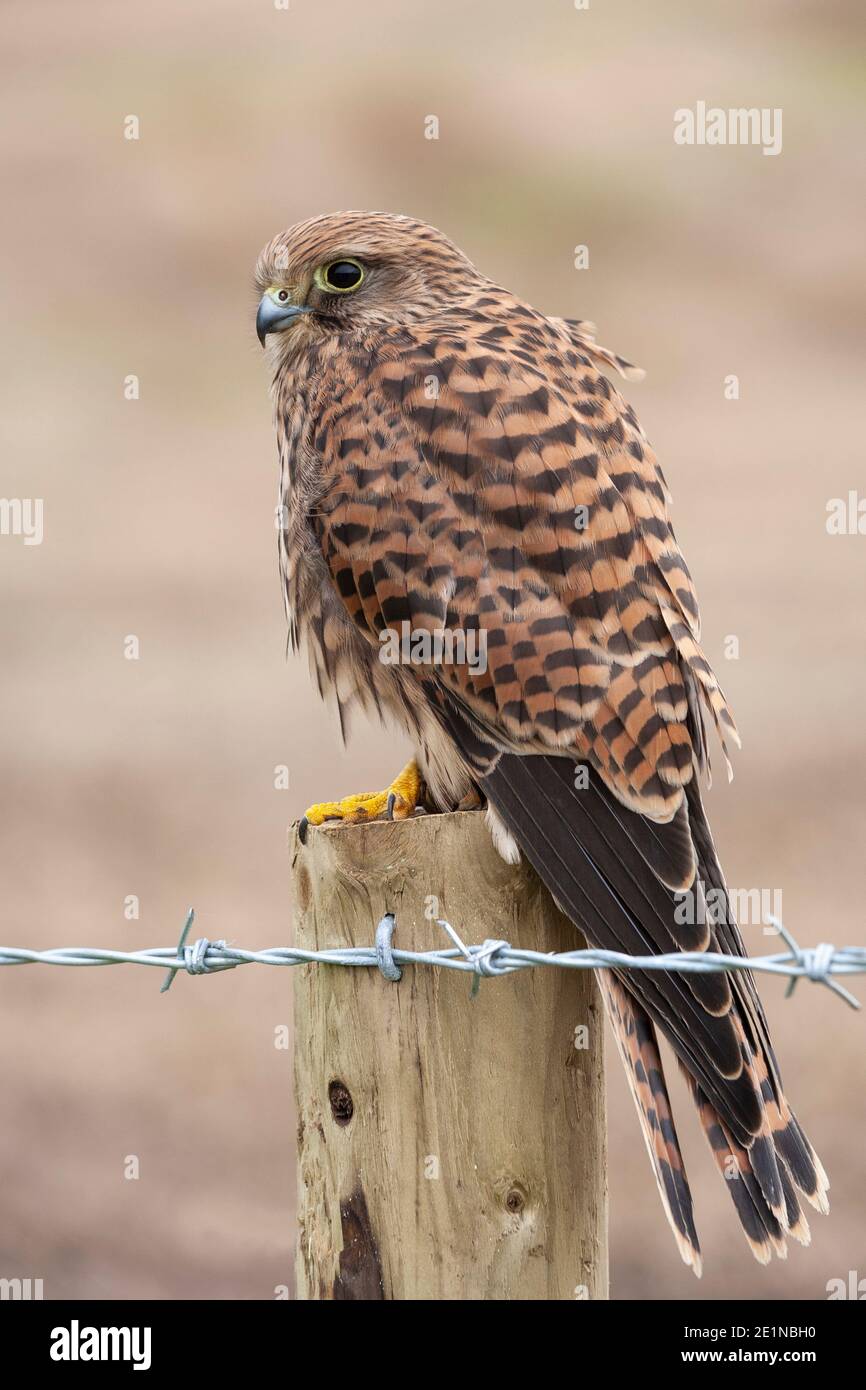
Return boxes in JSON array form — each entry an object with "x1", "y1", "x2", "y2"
[{"x1": 298, "y1": 760, "x2": 423, "y2": 844}]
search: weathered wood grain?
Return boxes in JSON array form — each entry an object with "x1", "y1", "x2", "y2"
[{"x1": 292, "y1": 808, "x2": 608, "y2": 1301}]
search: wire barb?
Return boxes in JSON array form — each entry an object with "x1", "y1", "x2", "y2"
[
  {"x1": 436, "y1": 918, "x2": 514, "y2": 995},
  {"x1": 764, "y1": 915, "x2": 860, "y2": 1010},
  {"x1": 159, "y1": 908, "x2": 196, "y2": 994}
]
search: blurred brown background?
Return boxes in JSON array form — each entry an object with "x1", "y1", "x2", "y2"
[{"x1": 1, "y1": 0, "x2": 863, "y2": 1300}]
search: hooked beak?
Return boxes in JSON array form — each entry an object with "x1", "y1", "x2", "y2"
[{"x1": 256, "y1": 293, "x2": 310, "y2": 347}]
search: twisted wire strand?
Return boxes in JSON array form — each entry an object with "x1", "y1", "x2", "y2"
[{"x1": 0, "y1": 910, "x2": 861, "y2": 1009}]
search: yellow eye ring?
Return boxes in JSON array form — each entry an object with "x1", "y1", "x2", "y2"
[{"x1": 314, "y1": 259, "x2": 365, "y2": 294}]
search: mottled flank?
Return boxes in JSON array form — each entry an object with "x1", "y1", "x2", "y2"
[{"x1": 257, "y1": 210, "x2": 826, "y2": 1269}]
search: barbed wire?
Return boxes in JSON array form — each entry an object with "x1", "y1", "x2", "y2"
[{"x1": 0, "y1": 910, "x2": 862, "y2": 1009}]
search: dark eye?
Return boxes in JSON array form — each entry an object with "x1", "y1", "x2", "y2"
[
  {"x1": 276, "y1": 289, "x2": 290, "y2": 302},
  {"x1": 319, "y1": 259, "x2": 364, "y2": 293}
]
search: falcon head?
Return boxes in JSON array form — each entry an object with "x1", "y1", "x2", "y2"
[{"x1": 254, "y1": 211, "x2": 484, "y2": 349}]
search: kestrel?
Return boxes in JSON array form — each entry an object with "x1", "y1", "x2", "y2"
[{"x1": 255, "y1": 211, "x2": 827, "y2": 1273}]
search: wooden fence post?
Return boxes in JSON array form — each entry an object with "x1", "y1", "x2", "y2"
[{"x1": 291, "y1": 808, "x2": 608, "y2": 1301}]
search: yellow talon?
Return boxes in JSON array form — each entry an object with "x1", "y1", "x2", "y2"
[{"x1": 298, "y1": 760, "x2": 422, "y2": 843}]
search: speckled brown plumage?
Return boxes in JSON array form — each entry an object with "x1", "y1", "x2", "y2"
[{"x1": 255, "y1": 211, "x2": 827, "y2": 1271}]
